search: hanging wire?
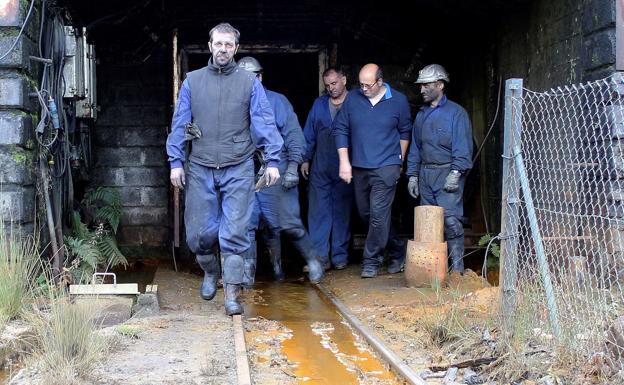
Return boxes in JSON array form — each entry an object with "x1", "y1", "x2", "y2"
[{"x1": 0, "y1": 0, "x2": 35, "y2": 61}]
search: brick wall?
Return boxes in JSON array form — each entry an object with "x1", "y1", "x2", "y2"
[{"x1": 92, "y1": 57, "x2": 171, "y2": 257}]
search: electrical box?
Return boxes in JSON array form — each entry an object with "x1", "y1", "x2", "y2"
[{"x1": 63, "y1": 27, "x2": 97, "y2": 120}]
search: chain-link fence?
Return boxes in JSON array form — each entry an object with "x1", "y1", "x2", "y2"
[{"x1": 499, "y1": 73, "x2": 624, "y2": 376}]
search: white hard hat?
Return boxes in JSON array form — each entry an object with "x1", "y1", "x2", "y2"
[
  {"x1": 238, "y1": 56, "x2": 263, "y2": 73},
  {"x1": 415, "y1": 64, "x2": 450, "y2": 83}
]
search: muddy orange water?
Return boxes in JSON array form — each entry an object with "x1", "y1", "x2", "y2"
[{"x1": 245, "y1": 281, "x2": 402, "y2": 384}]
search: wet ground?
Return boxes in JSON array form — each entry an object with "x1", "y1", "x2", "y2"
[
  {"x1": 243, "y1": 281, "x2": 401, "y2": 385},
  {"x1": 321, "y1": 265, "x2": 496, "y2": 376}
]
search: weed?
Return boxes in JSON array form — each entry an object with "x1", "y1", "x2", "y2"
[
  {"x1": 25, "y1": 291, "x2": 107, "y2": 385},
  {"x1": 0, "y1": 223, "x2": 39, "y2": 324},
  {"x1": 115, "y1": 324, "x2": 142, "y2": 339}
]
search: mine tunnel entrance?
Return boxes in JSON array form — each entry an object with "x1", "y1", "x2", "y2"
[{"x1": 55, "y1": 0, "x2": 542, "y2": 278}]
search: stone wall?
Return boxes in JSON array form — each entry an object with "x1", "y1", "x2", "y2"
[{"x1": 0, "y1": 0, "x2": 37, "y2": 234}]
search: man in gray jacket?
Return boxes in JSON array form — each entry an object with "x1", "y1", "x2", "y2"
[{"x1": 166, "y1": 23, "x2": 283, "y2": 316}]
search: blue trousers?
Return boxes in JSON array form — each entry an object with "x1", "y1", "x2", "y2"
[
  {"x1": 245, "y1": 161, "x2": 317, "y2": 285},
  {"x1": 419, "y1": 165, "x2": 466, "y2": 272},
  {"x1": 308, "y1": 178, "x2": 352, "y2": 266},
  {"x1": 352, "y1": 165, "x2": 405, "y2": 269},
  {"x1": 185, "y1": 159, "x2": 255, "y2": 284}
]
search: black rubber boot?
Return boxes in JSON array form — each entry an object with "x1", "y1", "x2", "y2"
[
  {"x1": 448, "y1": 237, "x2": 465, "y2": 274},
  {"x1": 286, "y1": 228, "x2": 324, "y2": 284},
  {"x1": 224, "y1": 284, "x2": 243, "y2": 316},
  {"x1": 196, "y1": 254, "x2": 219, "y2": 300},
  {"x1": 265, "y1": 230, "x2": 285, "y2": 282},
  {"x1": 242, "y1": 241, "x2": 257, "y2": 289}
]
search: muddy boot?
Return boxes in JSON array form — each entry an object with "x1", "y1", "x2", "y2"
[
  {"x1": 285, "y1": 228, "x2": 324, "y2": 284},
  {"x1": 224, "y1": 284, "x2": 243, "y2": 316},
  {"x1": 196, "y1": 254, "x2": 219, "y2": 300},
  {"x1": 447, "y1": 236, "x2": 465, "y2": 274},
  {"x1": 242, "y1": 241, "x2": 257, "y2": 289},
  {"x1": 265, "y1": 232, "x2": 285, "y2": 282},
  {"x1": 304, "y1": 256, "x2": 324, "y2": 283}
]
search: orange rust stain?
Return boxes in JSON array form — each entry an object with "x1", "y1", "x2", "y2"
[{"x1": 245, "y1": 281, "x2": 401, "y2": 384}]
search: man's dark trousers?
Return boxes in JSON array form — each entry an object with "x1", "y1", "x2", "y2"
[
  {"x1": 352, "y1": 165, "x2": 404, "y2": 270},
  {"x1": 185, "y1": 158, "x2": 255, "y2": 285}
]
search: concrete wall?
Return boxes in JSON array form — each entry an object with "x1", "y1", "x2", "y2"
[
  {"x1": 92, "y1": 57, "x2": 170, "y2": 257},
  {"x1": 0, "y1": 0, "x2": 37, "y2": 233}
]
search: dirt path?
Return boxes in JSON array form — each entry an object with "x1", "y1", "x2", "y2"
[{"x1": 91, "y1": 268, "x2": 238, "y2": 385}]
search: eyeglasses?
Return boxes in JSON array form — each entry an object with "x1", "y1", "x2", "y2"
[{"x1": 359, "y1": 79, "x2": 379, "y2": 90}]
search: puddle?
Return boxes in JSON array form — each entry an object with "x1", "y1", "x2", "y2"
[{"x1": 244, "y1": 281, "x2": 402, "y2": 384}]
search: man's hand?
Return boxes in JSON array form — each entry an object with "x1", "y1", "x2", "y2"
[
  {"x1": 170, "y1": 168, "x2": 185, "y2": 189},
  {"x1": 407, "y1": 176, "x2": 419, "y2": 199},
  {"x1": 339, "y1": 161, "x2": 352, "y2": 184},
  {"x1": 443, "y1": 170, "x2": 461, "y2": 193},
  {"x1": 300, "y1": 162, "x2": 310, "y2": 180},
  {"x1": 282, "y1": 162, "x2": 299, "y2": 190},
  {"x1": 264, "y1": 167, "x2": 280, "y2": 186}
]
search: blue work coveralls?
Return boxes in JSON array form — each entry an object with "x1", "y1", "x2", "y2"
[
  {"x1": 407, "y1": 95, "x2": 473, "y2": 272},
  {"x1": 244, "y1": 89, "x2": 316, "y2": 285},
  {"x1": 303, "y1": 95, "x2": 353, "y2": 267},
  {"x1": 166, "y1": 66, "x2": 282, "y2": 285}
]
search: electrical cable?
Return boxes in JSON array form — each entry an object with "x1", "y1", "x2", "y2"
[
  {"x1": 468, "y1": 75, "x2": 503, "y2": 235},
  {"x1": 0, "y1": 0, "x2": 35, "y2": 61}
]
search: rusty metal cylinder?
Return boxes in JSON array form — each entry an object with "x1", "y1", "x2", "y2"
[{"x1": 406, "y1": 205, "x2": 447, "y2": 287}]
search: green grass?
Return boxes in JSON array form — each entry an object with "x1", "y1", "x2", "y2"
[
  {"x1": 115, "y1": 324, "x2": 142, "y2": 339},
  {"x1": 0, "y1": 223, "x2": 39, "y2": 324},
  {"x1": 27, "y1": 295, "x2": 108, "y2": 385}
]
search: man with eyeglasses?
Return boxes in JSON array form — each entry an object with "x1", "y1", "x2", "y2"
[
  {"x1": 301, "y1": 67, "x2": 354, "y2": 271},
  {"x1": 406, "y1": 64, "x2": 473, "y2": 274},
  {"x1": 237, "y1": 56, "x2": 325, "y2": 287},
  {"x1": 166, "y1": 23, "x2": 283, "y2": 316},
  {"x1": 332, "y1": 63, "x2": 411, "y2": 278}
]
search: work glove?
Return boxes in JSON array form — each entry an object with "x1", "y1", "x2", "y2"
[
  {"x1": 282, "y1": 161, "x2": 299, "y2": 190},
  {"x1": 443, "y1": 170, "x2": 461, "y2": 193},
  {"x1": 184, "y1": 122, "x2": 202, "y2": 141},
  {"x1": 407, "y1": 176, "x2": 419, "y2": 199}
]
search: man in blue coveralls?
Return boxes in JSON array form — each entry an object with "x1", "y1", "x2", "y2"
[
  {"x1": 166, "y1": 23, "x2": 283, "y2": 316},
  {"x1": 237, "y1": 56, "x2": 324, "y2": 286},
  {"x1": 301, "y1": 67, "x2": 353, "y2": 270},
  {"x1": 333, "y1": 63, "x2": 411, "y2": 278},
  {"x1": 406, "y1": 64, "x2": 473, "y2": 273}
]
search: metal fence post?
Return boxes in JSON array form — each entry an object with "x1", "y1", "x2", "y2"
[
  {"x1": 499, "y1": 79, "x2": 523, "y2": 334},
  {"x1": 512, "y1": 144, "x2": 563, "y2": 341}
]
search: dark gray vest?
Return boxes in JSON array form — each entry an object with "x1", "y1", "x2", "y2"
[{"x1": 186, "y1": 59, "x2": 256, "y2": 168}]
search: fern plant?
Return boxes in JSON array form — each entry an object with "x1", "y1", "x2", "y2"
[
  {"x1": 64, "y1": 187, "x2": 127, "y2": 283},
  {"x1": 478, "y1": 233, "x2": 500, "y2": 271}
]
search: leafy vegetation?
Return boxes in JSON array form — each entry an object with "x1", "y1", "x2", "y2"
[
  {"x1": 478, "y1": 233, "x2": 500, "y2": 270},
  {"x1": 64, "y1": 187, "x2": 127, "y2": 283}
]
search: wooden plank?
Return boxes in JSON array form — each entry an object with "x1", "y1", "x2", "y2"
[
  {"x1": 69, "y1": 283, "x2": 139, "y2": 295},
  {"x1": 233, "y1": 315, "x2": 252, "y2": 385}
]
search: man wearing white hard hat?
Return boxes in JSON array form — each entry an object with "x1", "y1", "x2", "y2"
[{"x1": 406, "y1": 64, "x2": 473, "y2": 274}]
